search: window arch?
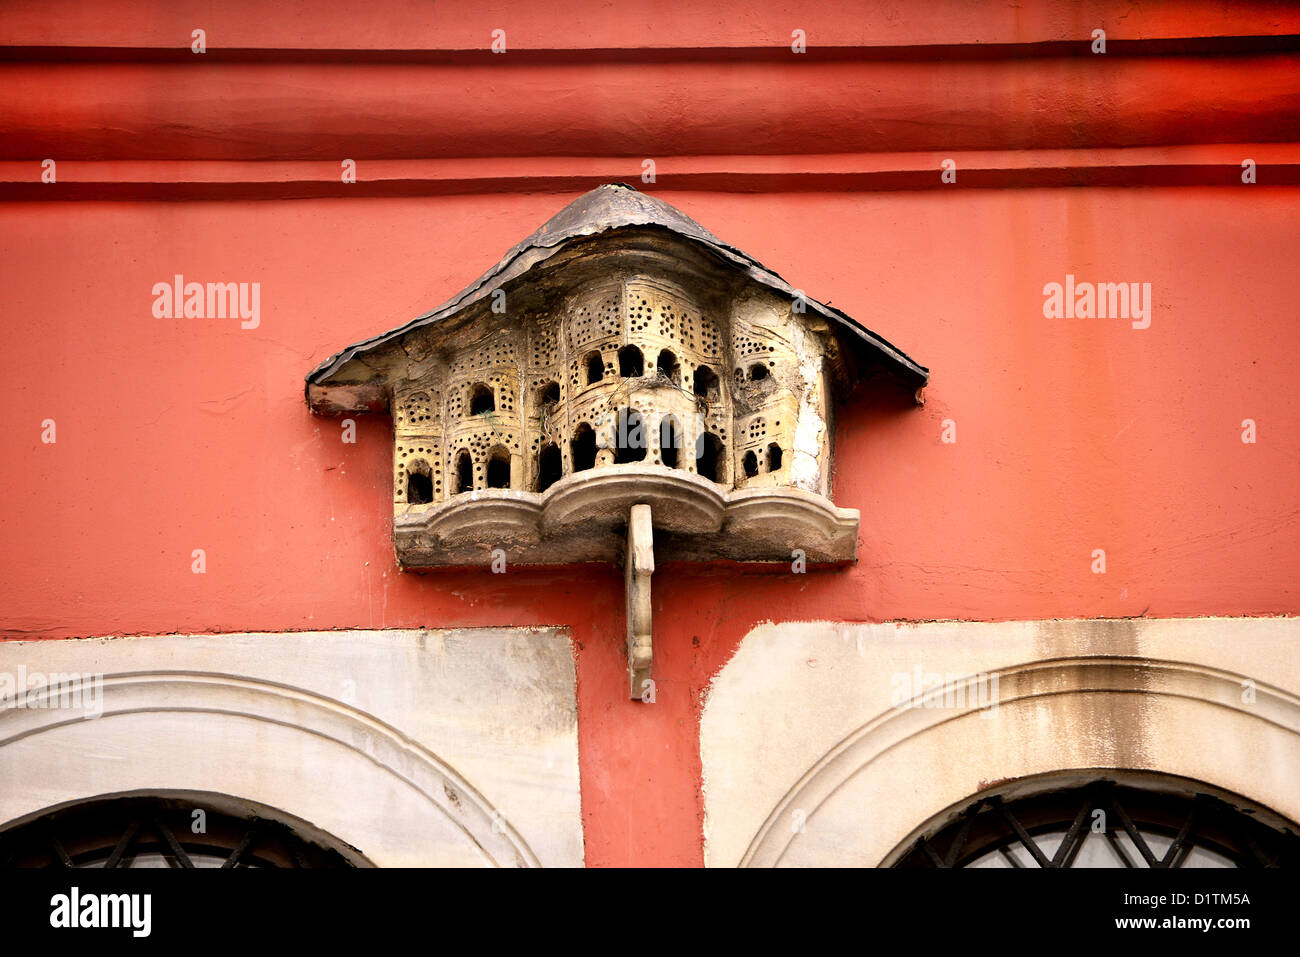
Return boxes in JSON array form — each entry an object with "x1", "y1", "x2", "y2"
[
  {"x1": 485, "y1": 446, "x2": 511, "y2": 489},
  {"x1": 742, "y1": 450, "x2": 759, "y2": 478},
  {"x1": 656, "y1": 349, "x2": 680, "y2": 386},
  {"x1": 658, "y1": 416, "x2": 681, "y2": 469},
  {"x1": 894, "y1": 777, "x2": 1300, "y2": 869},
  {"x1": 468, "y1": 383, "x2": 495, "y2": 415},
  {"x1": 614, "y1": 408, "x2": 647, "y2": 464},
  {"x1": 537, "y1": 380, "x2": 561, "y2": 405},
  {"x1": 618, "y1": 345, "x2": 643, "y2": 378},
  {"x1": 537, "y1": 442, "x2": 562, "y2": 491},
  {"x1": 406, "y1": 458, "x2": 434, "y2": 504},
  {"x1": 766, "y1": 443, "x2": 782, "y2": 472},
  {"x1": 454, "y1": 449, "x2": 473, "y2": 493},
  {"x1": 584, "y1": 351, "x2": 605, "y2": 385},
  {"x1": 571, "y1": 423, "x2": 597, "y2": 472},
  {"x1": 0, "y1": 794, "x2": 357, "y2": 868},
  {"x1": 693, "y1": 365, "x2": 719, "y2": 400},
  {"x1": 695, "y1": 432, "x2": 725, "y2": 482}
]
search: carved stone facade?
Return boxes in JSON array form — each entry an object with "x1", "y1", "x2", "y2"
[
  {"x1": 307, "y1": 184, "x2": 928, "y2": 695},
  {"x1": 308, "y1": 184, "x2": 927, "y2": 573},
  {"x1": 384, "y1": 260, "x2": 836, "y2": 540}
]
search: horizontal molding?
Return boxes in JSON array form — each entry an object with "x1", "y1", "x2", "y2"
[
  {"x1": 2, "y1": 146, "x2": 1297, "y2": 199},
  {"x1": 2, "y1": 36, "x2": 1299, "y2": 63},
  {"x1": 2, "y1": 0, "x2": 1296, "y2": 53},
  {"x1": 3, "y1": 54, "x2": 1297, "y2": 161}
]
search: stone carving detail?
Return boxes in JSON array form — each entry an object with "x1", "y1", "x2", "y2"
[
  {"x1": 626, "y1": 505, "x2": 654, "y2": 700},
  {"x1": 306, "y1": 184, "x2": 928, "y2": 697}
]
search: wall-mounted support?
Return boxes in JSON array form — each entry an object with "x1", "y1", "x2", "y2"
[
  {"x1": 626, "y1": 504, "x2": 655, "y2": 700},
  {"x1": 305, "y1": 184, "x2": 929, "y2": 707}
]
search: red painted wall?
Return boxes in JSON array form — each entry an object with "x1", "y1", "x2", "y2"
[{"x1": 2, "y1": 2, "x2": 1297, "y2": 866}]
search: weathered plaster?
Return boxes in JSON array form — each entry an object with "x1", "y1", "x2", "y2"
[
  {"x1": 0, "y1": 629, "x2": 585, "y2": 868},
  {"x1": 700, "y1": 616, "x2": 1300, "y2": 867}
]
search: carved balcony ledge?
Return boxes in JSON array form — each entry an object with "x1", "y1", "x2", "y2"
[
  {"x1": 306, "y1": 183, "x2": 927, "y2": 698},
  {"x1": 393, "y1": 463, "x2": 859, "y2": 568}
]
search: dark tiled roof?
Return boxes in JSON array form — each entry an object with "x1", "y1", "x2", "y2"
[{"x1": 307, "y1": 183, "x2": 928, "y2": 388}]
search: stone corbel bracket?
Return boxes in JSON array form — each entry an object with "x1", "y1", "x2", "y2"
[
  {"x1": 395, "y1": 468, "x2": 859, "y2": 701},
  {"x1": 626, "y1": 505, "x2": 654, "y2": 699},
  {"x1": 393, "y1": 465, "x2": 859, "y2": 568}
]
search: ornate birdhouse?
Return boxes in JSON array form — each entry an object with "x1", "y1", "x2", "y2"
[{"x1": 306, "y1": 184, "x2": 928, "y2": 696}]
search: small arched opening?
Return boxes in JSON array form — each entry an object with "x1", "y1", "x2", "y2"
[
  {"x1": 615, "y1": 408, "x2": 647, "y2": 464},
  {"x1": 571, "y1": 423, "x2": 597, "y2": 472},
  {"x1": 618, "y1": 345, "x2": 644, "y2": 378},
  {"x1": 486, "y1": 446, "x2": 511, "y2": 489},
  {"x1": 454, "y1": 450, "x2": 474, "y2": 494},
  {"x1": 696, "y1": 432, "x2": 725, "y2": 483},
  {"x1": 469, "y1": 383, "x2": 495, "y2": 415},
  {"x1": 693, "y1": 365, "x2": 719, "y2": 401},
  {"x1": 538, "y1": 442, "x2": 562, "y2": 491},
  {"x1": 406, "y1": 459, "x2": 433, "y2": 504},
  {"x1": 656, "y1": 349, "x2": 680, "y2": 386},
  {"x1": 659, "y1": 416, "x2": 681, "y2": 469},
  {"x1": 584, "y1": 351, "x2": 605, "y2": 385},
  {"x1": 537, "y1": 381, "x2": 561, "y2": 405}
]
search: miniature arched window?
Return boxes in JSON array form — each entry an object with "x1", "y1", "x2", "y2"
[
  {"x1": 584, "y1": 351, "x2": 605, "y2": 385},
  {"x1": 537, "y1": 381, "x2": 561, "y2": 405},
  {"x1": 571, "y1": 423, "x2": 597, "y2": 472},
  {"x1": 0, "y1": 794, "x2": 357, "y2": 868},
  {"x1": 656, "y1": 349, "x2": 680, "y2": 386},
  {"x1": 614, "y1": 408, "x2": 647, "y2": 464},
  {"x1": 766, "y1": 443, "x2": 782, "y2": 472},
  {"x1": 742, "y1": 450, "x2": 759, "y2": 478},
  {"x1": 537, "y1": 442, "x2": 562, "y2": 491},
  {"x1": 659, "y1": 416, "x2": 681, "y2": 469},
  {"x1": 696, "y1": 432, "x2": 725, "y2": 483},
  {"x1": 469, "y1": 383, "x2": 495, "y2": 415},
  {"x1": 454, "y1": 449, "x2": 473, "y2": 493},
  {"x1": 894, "y1": 778, "x2": 1300, "y2": 869},
  {"x1": 407, "y1": 459, "x2": 433, "y2": 504},
  {"x1": 693, "y1": 365, "x2": 719, "y2": 401},
  {"x1": 486, "y1": 446, "x2": 511, "y2": 489},
  {"x1": 618, "y1": 345, "x2": 644, "y2": 378}
]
